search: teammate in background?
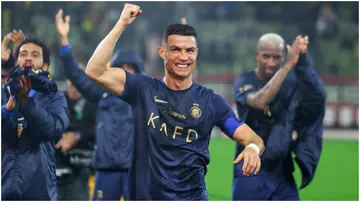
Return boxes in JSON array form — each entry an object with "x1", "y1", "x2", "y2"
[
  {"x1": 85, "y1": 3, "x2": 265, "y2": 200},
  {"x1": 55, "y1": 9, "x2": 144, "y2": 200},
  {"x1": 232, "y1": 33, "x2": 326, "y2": 200}
]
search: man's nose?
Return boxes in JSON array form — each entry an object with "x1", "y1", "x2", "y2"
[{"x1": 179, "y1": 50, "x2": 188, "y2": 60}]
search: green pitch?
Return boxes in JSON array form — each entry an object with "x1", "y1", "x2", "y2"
[{"x1": 205, "y1": 138, "x2": 359, "y2": 200}]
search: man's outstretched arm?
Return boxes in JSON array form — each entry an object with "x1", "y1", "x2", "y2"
[{"x1": 85, "y1": 3, "x2": 142, "y2": 96}]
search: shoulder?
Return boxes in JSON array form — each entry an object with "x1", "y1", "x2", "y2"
[
  {"x1": 235, "y1": 70, "x2": 255, "y2": 81},
  {"x1": 193, "y1": 84, "x2": 228, "y2": 104},
  {"x1": 234, "y1": 71, "x2": 257, "y2": 92},
  {"x1": 193, "y1": 83, "x2": 215, "y2": 97},
  {"x1": 126, "y1": 72, "x2": 160, "y2": 87}
]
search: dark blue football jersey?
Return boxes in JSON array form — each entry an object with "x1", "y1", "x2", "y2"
[
  {"x1": 121, "y1": 72, "x2": 240, "y2": 200},
  {"x1": 233, "y1": 70, "x2": 298, "y2": 176}
]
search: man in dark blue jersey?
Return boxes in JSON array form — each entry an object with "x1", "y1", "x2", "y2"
[
  {"x1": 232, "y1": 33, "x2": 326, "y2": 200},
  {"x1": 55, "y1": 9, "x2": 145, "y2": 200},
  {"x1": 85, "y1": 3, "x2": 265, "y2": 200}
]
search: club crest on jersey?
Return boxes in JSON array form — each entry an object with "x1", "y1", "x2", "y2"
[
  {"x1": 17, "y1": 117, "x2": 24, "y2": 137},
  {"x1": 190, "y1": 103, "x2": 201, "y2": 119}
]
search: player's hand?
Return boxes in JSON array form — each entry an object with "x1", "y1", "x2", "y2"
[
  {"x1": 233, "y1": 146, "x2": 261, "y2": 176},
  {"x1": 11, "y1": 30, "x2": 24, "y2": 54},
  {"x1": 299, "y1": 35, "x2": 309, "y2": 54},
  {"x1": 1, "y1": 33, "x2": 12, "y2": 61},
  {"x1": 5, "y1": 95, "x2": 16, "y2": 112},
  {"x1": 285, "y1": 35, "x2": 303, "y2": 67},
  {"x1": 55, "y1": 9, "x2": 71, "y2": 46},
  {"x1": 56, "y1": 132, "x2": 79, "y2": 152},
  {"x1": 180, "y1": 17, "x2": 187, "y2": 25},
  {"x1": 119, "y1": 3, "x2": 142, "y2": 27},
  {"x1": 18, "y1": 75, "x2": 32, "y2": 104}
]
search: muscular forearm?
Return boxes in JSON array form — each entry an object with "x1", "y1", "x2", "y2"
[
  {"x1": 247, "y1": 63, "x2": 292, "y2": 109},
  {"x1": 85, "y1": 21, "x2": 126, "y2": 79},
  {"x1": 233, "y1": 124, "x2": 265, "y2": 156}
]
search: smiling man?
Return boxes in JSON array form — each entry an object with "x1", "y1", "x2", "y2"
[
  {"x1": 232, "y1": 33, "x2": 326, "y2": 200},
  {"x1": 85, "y1": 3, "x2": 265, "y2": 200}
]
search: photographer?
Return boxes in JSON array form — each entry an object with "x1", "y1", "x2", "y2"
[{"x1": 1, "y1": 36, "x2": 70, "y2": 200}]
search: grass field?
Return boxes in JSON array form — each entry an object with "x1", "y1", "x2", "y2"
[{"x1": 205, "y1": 137, "x2": 359, "y2": 201}]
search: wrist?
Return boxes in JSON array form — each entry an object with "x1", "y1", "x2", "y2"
[
  {"x1": 59, "y1": 35, "x2": 69, "y2": 46},
  {"x1": 245, "y1": 143, "x2": 260, "y2": 156},
  {"x1": 283, "y1": 62, "x2": 293, "y2": 71},
  {"x1": 1, "y1": 55, "x2": 10, "y2": 61},
  {"x1": 5, "y1": 104, "x2": 14, "y2": 112},
  {"x1": 116, "y1": 20, "x2": 128, "y2": 29}
]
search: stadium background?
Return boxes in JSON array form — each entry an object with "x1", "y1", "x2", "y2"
[{"x1": 2, "y1": 1, "x2": 358, "y2": 200}]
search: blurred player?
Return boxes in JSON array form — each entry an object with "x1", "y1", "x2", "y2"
[
  {"x1": 232, "y1": 33, "x2": 326, "y2": 200},
  {"x1": 85, "y1": 3, "x2": 265, "y2": 200},
  {"x1": 56, "y1": 79, "x2": 97, "y2": 200},
  {"x1": 55, "y1": 9, "x2": 144, "y2": 200},
  {"x1": 2, "y1": 37, "x2": 70, "y2": 200}
]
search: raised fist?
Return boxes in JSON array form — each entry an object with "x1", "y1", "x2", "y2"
[{"x1": 119, "y1": 3, "x2": 142, "y2": 27}]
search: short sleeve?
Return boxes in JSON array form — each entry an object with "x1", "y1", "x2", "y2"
[
  {"x1": 121, "y1": 71, "x2": 148, "y2": 105},
  {"x1": 233, "y1": 74, "x2": 257, "y2": 121},
  {"x1": 213, "y1": 94, "x2": 237, "y2": 127},
  {"x1": 212, "y1": 94, "x2": 245, "y2": 137}
]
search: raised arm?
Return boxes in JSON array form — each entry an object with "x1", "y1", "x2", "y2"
[
  {"x1": 56, "y1": 9, "x2": 105, "y2": 103},
  {"x1": 245, "y1": 36, "x2": 303, "y2": 110},
  {"x1": 294, "y1": 36, "x2": 327, "y2": 102},
  {"x1": 85, "y1": 3, "x2": 142, "y2": 96}
]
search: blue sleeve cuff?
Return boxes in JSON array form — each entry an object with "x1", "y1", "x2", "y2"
[
  {"x1": 222, "y1": 117, "x2": 244, "y2": 138},
  {"x1": 60, "y1": 44, "x2": 72, "y2": 56},
  {"x1": 2, "y1": 105, "x2": 13, "y2": 118},
  {"x1": 29, "y1": 89, "x2": 36, "y2": 97}
]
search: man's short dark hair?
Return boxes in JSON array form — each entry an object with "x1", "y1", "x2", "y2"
[
  {"x1": 14, "y1": 37, "x2": 51, "y2": 66},
  {"x1": 162, "y1": 23, "x2": 197, "y2": 44}
]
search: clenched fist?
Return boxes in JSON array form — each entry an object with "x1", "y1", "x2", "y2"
[{"x1": 119, "y1": 3, "x2": 142, "y2": 27}]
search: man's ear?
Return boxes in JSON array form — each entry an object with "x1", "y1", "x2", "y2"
[
  {"x1": 255, "y1": 51, "x2": 260, "y2": 61},
  {"x1": 158, "y1": 46, "x2": 165, "y2": 60}
]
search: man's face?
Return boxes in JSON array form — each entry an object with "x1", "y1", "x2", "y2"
[
  {"x1": 1, "y1": 68, "x2": 11, "y2": 85},
  {"x1": 158, "y1": 35, "x2": 198, "y2": 79},
  {"x1": 16, "y1": 42, "x2": 48, "y2": 71},
  {"x1": 255, "y1": 44, "x2": 284, "y2": 80}
]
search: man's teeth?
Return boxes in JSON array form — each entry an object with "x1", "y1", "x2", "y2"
[{"x1": 176, "y1": 64, "x2": 188, "y2": 68}]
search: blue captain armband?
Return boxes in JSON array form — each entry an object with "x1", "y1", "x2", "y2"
[{"x1": 223, "y1": 117, "x2": 244, "y2": 138}]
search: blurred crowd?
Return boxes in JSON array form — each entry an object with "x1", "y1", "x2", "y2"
[{"x1": 2, "y1": 1, "x2": 358, "y2": 78}]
